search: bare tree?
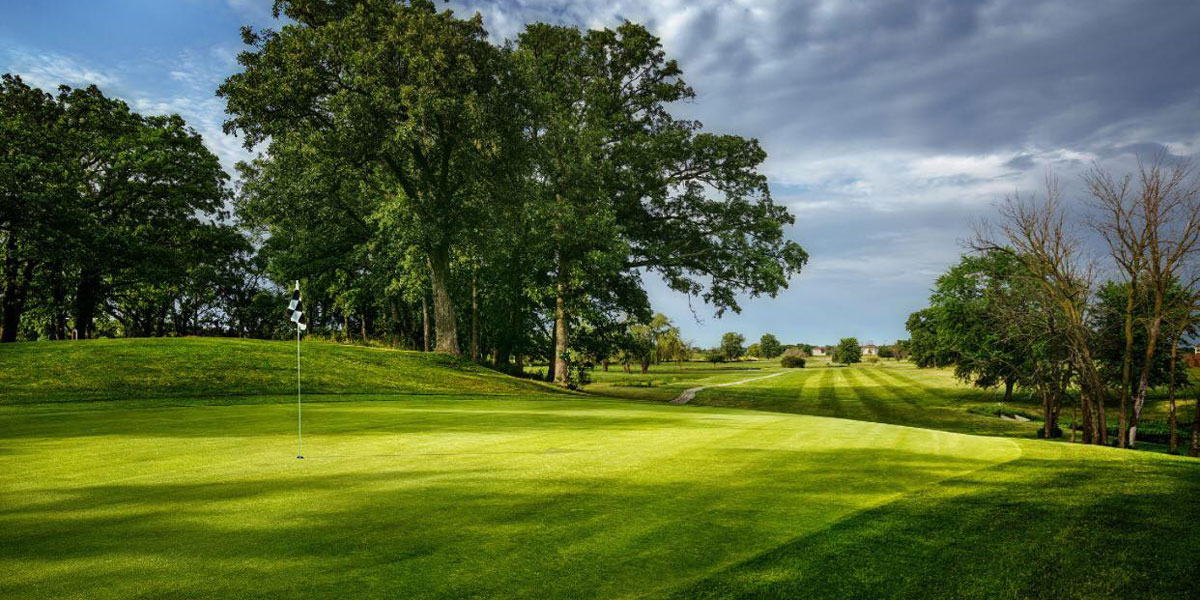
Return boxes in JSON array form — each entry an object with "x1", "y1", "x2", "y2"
[
  {"x1": 1086, "y1": 166, "x2": 1145, "y2": 448},
  {"x1": 977, "y1": 175, "x2": 1108, "y2": 444},
  {"x1": 1125, "y1": 159, "x2": 1200, "y2": 448}
]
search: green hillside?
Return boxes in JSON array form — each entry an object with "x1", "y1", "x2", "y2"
[{"x1": 0, "y1": 337, "x2": 559, "y2": 405}]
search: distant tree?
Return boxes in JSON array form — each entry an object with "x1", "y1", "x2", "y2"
[
  {"x1": 928, "y1": 250, "x2": 1031, "y2": 403},
  {"x1": 2, "y1": 76, "x2": 232, "y2": 341},
  {"x1": 892, "y1": 339, "x2": 911, "y2": 360},
  {"x1": 705, "y1": 347, "x2": 726, "y2": 364},
  {"x1": 721, "y1": 332, "x2": 746, "y2": 360},
  {"x1": 905, "y1": 308, "x2": 952, "y2": 368},
  {"x1": 758, "y1": 333, "x2": 783, "y2": 359},
  {"x1": 878, "y1": 345, "x2": 895, "y2": 359},
  {"x1": 746, "y1": 342, "x2": 761, "y2": 358},
  {"x1": 833, "y1": 337, "x2": 862, "y2": 365},
  {"x1": 780, "y1": 347, "x2": 807, "y2": 368}
]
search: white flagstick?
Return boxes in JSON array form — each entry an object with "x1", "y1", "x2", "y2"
[
  {"x1": 297, "y1": 321, "x2": 303, "y2": 459},
  {"x1": 294, "y1": 279, "x2": 304, "y2": 460}
]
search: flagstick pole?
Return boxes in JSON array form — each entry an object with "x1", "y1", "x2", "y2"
[{"x1": 297, "y1": 324, "x2": 303, "y2": 459}]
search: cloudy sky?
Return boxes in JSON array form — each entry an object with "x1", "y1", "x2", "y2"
[{"x1": 4, "y1": 0, "x2": 1199, "y2": 347}]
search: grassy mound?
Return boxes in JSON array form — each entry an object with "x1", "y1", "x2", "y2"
[{"x1": 0, "y1": 337, "x2": 557, "y2": 405}]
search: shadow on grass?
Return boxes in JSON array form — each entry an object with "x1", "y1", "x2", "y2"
[
  {"x1": 0, "y1": 446, "x2": 1010, "y2": 599},
  {"x1": 670, "y1": 447, "x2": 1200, "y2": 600}
]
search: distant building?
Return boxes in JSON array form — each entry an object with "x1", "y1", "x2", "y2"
[
  {"x1": 812, "y1": 346, "x2": 828, "y2": 356},
  {"x1": 863, "y1": 344, "x2": 878, "y2": 356}
]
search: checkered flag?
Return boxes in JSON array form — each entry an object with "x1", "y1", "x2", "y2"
[{"x1": 287, "y1": 280, "x2": 307, "y2": 331}]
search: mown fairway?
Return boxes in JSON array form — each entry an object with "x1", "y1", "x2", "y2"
[
  {"x1": 2, "y1": 339, "x2": 1199, "y2": 599},
  {"x1": 591, "y1": 358, "x2": 1197, "y2": 444}
]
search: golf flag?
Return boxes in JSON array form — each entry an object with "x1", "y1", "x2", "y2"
[
  {"x1": 287, "y1": 281, "x2": 307, "y2": 331},
  {"x1": 290, "y1": 279, "x2": 305, "y2": 459}
]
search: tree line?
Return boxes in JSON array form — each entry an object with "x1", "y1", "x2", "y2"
[
  {"x1": 907, "y1": 162, "x2": 1199, "y2": 455},
  {"x1": 0, "y1": 74, "x2": 282, "y2": 342},
  {"x1": 2, "y1": 1, "x2": 807, "y2": 389}
]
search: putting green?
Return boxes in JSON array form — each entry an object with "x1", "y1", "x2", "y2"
[{"x1": 0, "y1": 398, "x2": 1019, "y2": 599}]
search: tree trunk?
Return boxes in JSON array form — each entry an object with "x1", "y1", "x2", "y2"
[
  {"x1": 1129, "y1": 312, "x2": 1164, "y2": 448},
  {"x1": 1117, "y1": 281, "x2": 1137, "y2": 448},
  {"x1": 1003, "y1": 378, "x2": 1015, "y2": 404},
  {"x1": 426, "y1": 245, "x2": 459, "y2": 355},
  {"x1": 1042, "y1": 391, "x2": 1059, "y2": 438},
  {"x1": 602, "y1": 360, "x2": 609, "y2": 372},
  {"x1": 49, "y1": 262, "x2": 67, "y2": 340},
  {"x1": 1191, "y1": 397, "x2": 1200, "y2": 457},
  {"x1": 552, "y1": 261, "x2": 569, "y2": 386},
  {"x1": 470, "y1": 273, "x2": 479, "y2": 362},
  {"x1": 421, "y1": 294, "x2": 430, "y2": 353},
  {"x1": 1166, "y1": 325, "x2": 1184, "y2": 454},
  {"x1": 1079, "y1": 391, "x2": 1095, "y2": 444},
  {"x1": 1167, "y1": 352, "x2": 1178, "y2": 454},
  {"x1": 641, "y1": 360, "x2": 649, "y2": 375},
  {"x1": 1, "y1": 235, "x2": 35, "y2": 343},
  {"x1": 73, "y1": 269, "x2": 102, "y2": 340}
]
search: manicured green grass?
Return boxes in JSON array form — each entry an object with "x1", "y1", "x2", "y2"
[
  {"x1": 690, "y1": 360, "x2": 1041, "y2": 437},
  {"x1": 585, "y1": 360, "x2": 783, "y2": 402},
  {"x1": 590, "y1": 358, "x2": 1198, "y2": 444},
  {"x1": 675, "y1": 441, "x2": 1200, "y2": 599},
  {"x1": 1, "y1": 397, "x2": 1020, "y2": 599},
  {"x1": 2, "y1": 338, "x2": 1199, "y2": 599},
  {"x1": 0, "y1": 337, "x2": 557, "y2": 405}
]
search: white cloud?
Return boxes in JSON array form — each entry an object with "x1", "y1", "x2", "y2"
[{"x1": 4, "y1": 50, "x2": 120, "y2": 90}]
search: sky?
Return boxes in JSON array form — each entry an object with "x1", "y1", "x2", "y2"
[{"x1": 3, "y1": 0, "x2": 1199, "y2": 347}]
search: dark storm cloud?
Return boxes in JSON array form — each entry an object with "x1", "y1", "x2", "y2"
[{"x1": 448, "y1": 0, "x2": 1200, "y2": 344}]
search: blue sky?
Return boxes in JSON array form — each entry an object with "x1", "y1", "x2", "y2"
[{"x1": 4, "y1": 1, "x2": 1200, "y2": 347}]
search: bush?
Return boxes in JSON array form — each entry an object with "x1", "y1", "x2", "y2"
[
  {"x1": 781, "y1": 355, "x2": 806, "y2": 368},
  {"x1": 865, "y1": 356, "x2": 880, "y2": 364}
]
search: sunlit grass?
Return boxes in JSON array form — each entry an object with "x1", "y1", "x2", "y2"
[
  {"x1": 0, "y1": 397, "x2": 1018, "y2": 599},
  {"x1": 2, "y1": 339, "x2": 1198, "y2": 599}
]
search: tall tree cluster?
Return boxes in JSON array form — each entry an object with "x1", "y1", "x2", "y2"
[
  {"x1": 909, "y1": 162, "x2": 1199, "y2": 453},
  {"x1": 218, "y1": 0, "x2": 807, "y2": 383},
  {"x1": 1, "y1": 75, "x2": 251, "y2": 342}
]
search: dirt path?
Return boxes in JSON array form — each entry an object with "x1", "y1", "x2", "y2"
[{"x1": 670, "y1": 370, "x2": 793, "y2": 405}]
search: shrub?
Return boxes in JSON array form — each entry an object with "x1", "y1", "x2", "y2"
[
  {"x1": 865, "y1": 356, "x2": 880, "y2": 364},
  {"x1": 781, "y1": 355, "x2": 806, "y2": 368}
]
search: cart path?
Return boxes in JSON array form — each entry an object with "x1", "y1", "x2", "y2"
[{"x1": 670, "y1": 370, "x2": 793, "y2": 404}]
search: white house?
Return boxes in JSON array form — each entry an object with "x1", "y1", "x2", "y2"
[{"x1": 863, "y1": 344, "x2": 878, "y2": 356}]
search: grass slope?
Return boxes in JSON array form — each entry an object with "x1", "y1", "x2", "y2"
[{"x1": 0, "y1": 337, "x2": 557, "y2": 405}]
